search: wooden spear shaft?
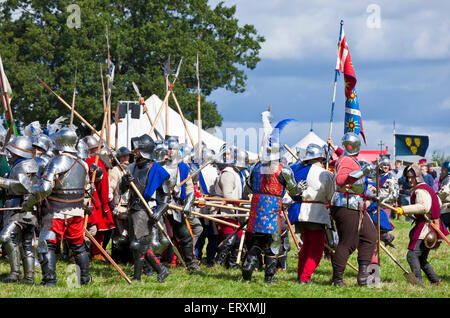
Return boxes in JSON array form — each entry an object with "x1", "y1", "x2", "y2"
[
  {"x1": 203, "y1": 197, "x2": 250, "y2": 204},
  {"x1": 168, "y1": 203, "x2": 239, "y2": 229},
  {"x1": 149, "y1": 86, "x2": 174, "y2": 138},
  {"x1": 200, "y1": 201, "x2": 250, "y2": 213},
  {"x1": 236, "y1": 226, "x2": 247, "y2": 265},
  {"x1": 84, "y1": 229, "x2": 131, "y2": 284},
  {"x1": 171, "y1": 92, "x2": 195, "y2": 147},
  {"x1": 282, "y1": 208, "x2": 300, "y2": 250}
]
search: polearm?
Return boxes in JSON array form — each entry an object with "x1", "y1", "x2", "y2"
[
  {"x1": 326, "y1": 20, "x2": 344, "y2": 170},
  {"x1": 282, "y1": 208, "x2": 300, "y2": 250},
  {"x1": 69, "y1": 63, "x2": 78, "y2": 129},
  {"x1": 38, "y1": 78, "x2": 102, "y2": 139},
  {"x1": 84, "y1": 65, "x2": 109, "y2": 232},
  {"x1": 196, "y1": 53, "x2": 202, "y2": 162},
  {"x1": 164, "y1": 56, "x2": 170, "y2": 137},
  {"x1": 105, "y1": 25, "x2": 112, "y2": 149},
  {"x1": 284, "y1": 144, "x2": 298, "y2": 162},
  {"x1": 84, "y1": 229, "x2": 132, "y2": 284},
  {"x1": 114, "y1": 101, "x2": 121, "y2": 150},
  {"x1": 380, "y1": 202, "x2": 450, "y2": 246},
  {"x1": 203, "y1": 197, "x2": 250, "y2": 204},
  {"x1": 132, "y1": 81, "x2": 161, "y2": 141},
  {"x1": 171, "y1": 92, "x2": 195, "y2": 147},
  {"x1": 149, "y1": 57, "x2": 183, "y2": 138},
  {"x1": 376, "y1": 163, "x2": 381, "y2": 264}
]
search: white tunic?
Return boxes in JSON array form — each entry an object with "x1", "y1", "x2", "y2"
[{"x1": 296, "y1": 162, "x2": 335, "y2": 225}]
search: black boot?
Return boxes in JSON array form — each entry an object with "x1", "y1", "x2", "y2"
[
  {"x1": 40, "y1": 248, "x2": 57, "y2": 287},
  {"x1": 422, "y1": 263, "x2": 441, "y2": 284},
  {"x1": 331, "y1": 267, "x2": 347, "y2": 288},
  {"x1": 133, "y1": 257, "x2": 145, "y2": 282},
  {"x1": 242, "y1": 246, "x2": 261, "y2": 281},
  {"x1": 215, "y1": 235, "x2": 236, "y2": 266},
  {"x1": 357, "y1": 262, "x2": 369, "y2": 286},
  {"x1": 227, "y1": 244, "x2": 240, "y2": 269},
  {"x1": 145, "y1": 249, "x2": 170, "y2": 283},
  {"x1": 71, "y1": 244, "x2": 90, "y2": 285},
  {"x1": 181, "y1": 243, "x2": 199, "y2": 271},
  {"x1": 143, "y1": 259, "x2": 154, "y2": 276},
  {"x1": 264, "y1": 254, "x2": 277, "y2": 284}
]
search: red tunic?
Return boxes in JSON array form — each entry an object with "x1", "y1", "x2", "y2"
[{"x1": 86, "y1": 155, "x2": 115, "y2": 231}]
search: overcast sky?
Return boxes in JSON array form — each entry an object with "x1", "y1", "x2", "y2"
[{"x1": 208, "y1": 0, "x2": 450, "y2": 160}]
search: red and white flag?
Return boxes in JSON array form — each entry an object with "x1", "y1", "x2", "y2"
[
  {"x1": 0, "y1": 55, "x2": 12, "y2": 104},
  {"x1": 335, "y1": 28, "x2": 357, "y2": 98}
]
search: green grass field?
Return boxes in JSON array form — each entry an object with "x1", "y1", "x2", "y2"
[{"x1": 0, "y1": 218, "x2": 448, "y2": 298}]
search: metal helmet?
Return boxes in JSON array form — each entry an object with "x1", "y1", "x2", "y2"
[
  {"x1": 153, "y1": 140, "x2": 168, "y2": 163},
  {"x1": 131, "y1": 134, "x2": 155, "y2": 160},
  {"x1": 441, "y1": 161, "x2": 450, "y2": 175},
  {"x1": 6, "y1": 136, "x2": 33, "y2": 159},
  {"x1": 32, "y1": 134, "x2": 53, "y2": 152},
  {"x1": 178, "y1": 143, "x2": 193, "y2": 161},
  {"x1": 424, "y1": 230, "x2": 438, "y2": 249},
  {"x1": 83, "y1": 135, "x2": 99, "y2": 151},
  {"x1": 53, "y1": 127, "x2": 78, "y2": 153},
  {"x1": 404, "y1": 165, "x2": 424, "y2": 183},
  {"x1": 165, "y1": 136, "x2": 180, "y2": 150},
  {"x1": 117, "y1": 146, "x2": 131, "y2": 157},
  {"x1": 341, "y1": 132, "x2": 361, "y2": 156},
  {"x1": 76, "y1": 139, "x2": 89, "y2": 160},
  {"x1": 378, "y1": 156, "x2": 390, "y2": 167},
  {"x1": 235, "y1": 148, "x2": 249, "y2": 169},
  {"x1": 203, "y1": 148, "x2": 216, "y2": 163},
  {"x1": 302, "y1": 143, "x2": 326, "y2": 162},
  {"x1": 193, "y1": 141, "x2": 207, "y2": 163}
]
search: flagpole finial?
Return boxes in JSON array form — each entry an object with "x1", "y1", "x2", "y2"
[
  {"x1": 340, "y1": 20, "x2": 344, "y2": 25},
  {"x1": 268, "y1": 104, "x2": 271, "y2": 112}
]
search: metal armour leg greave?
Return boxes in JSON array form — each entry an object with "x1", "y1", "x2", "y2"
[
  {"x1": 264, "y1": 253, "x2": 278, "y2": 284},
  {"x1": 21, "y1": 229, "x2": 35, "y2": 284},
  {"x1": 0, "y1": 223, "x2": 22, "y2": 282}
]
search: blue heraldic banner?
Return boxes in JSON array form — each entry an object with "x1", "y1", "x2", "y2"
[{"x1": 395, "y1": 134, "x2": 429, "y2": 157}]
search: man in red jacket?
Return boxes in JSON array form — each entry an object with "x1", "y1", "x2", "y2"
[
  {"x1": 83, "y1": 136, "x2": 115, "y2": 261},
  {"x1": 330, "y1": 132, "x2": 378, "y2": 287}
]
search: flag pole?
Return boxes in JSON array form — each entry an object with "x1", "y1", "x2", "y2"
[
  {"x1": 326, "y1": 20, "x2": 344, "y2": 170},
  {"x1": 393, "y1": 121, "x2": 396, "y2": 165},
  {"x1": 196, "y1": 53, "x2": 202, "y2": 163}
]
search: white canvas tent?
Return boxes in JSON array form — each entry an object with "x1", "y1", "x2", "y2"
[
  {"x1": 109, "y1": 94, "x2": 257, "y2": 159},
  {"x1": 283, "y1": 130, "x2": 327, "y2": 163}
]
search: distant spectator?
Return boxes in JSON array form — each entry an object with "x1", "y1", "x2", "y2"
[
  {"x1": 420, "y1": 164, "x2": 435, "y2": 189},
  {"x1": 392, "y1": 160, "x2": 404, "y2": 179},
  {"x1": 427, "y1": 163, "x2": 439, "y2": 192}
]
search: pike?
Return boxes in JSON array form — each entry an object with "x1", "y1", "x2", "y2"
[
  {"x1": 164, "y1": 56, "x2": 171, "y2": 136},
  {"x1": 69, "y1": 62, "x2": 78, "y2": 129},
  {"x1": 217, "y1": 218, "x2": 249, "y2": 250},
  {"x1": 282, "y1": 208, "x2": 300, "y2": 250},
  {"x1": 113, "y1": 101, "x2": 121, "y2": 150},
  {"x1": 195, "y1": 53, "x2": 202, "y2": 162},
  {"x1": 105, "y1": 25, "x2": 113, "y2": 148},
  {"x1": 324, "y1": 243, "x2": 359, "y2": 273},
  {"x1": 148, "y1": 57, "x2": 183, "y2": 137},
  {"x1": 203, "y1": 197, "x2": 251, "y2": 204},
  {"x1": 198, "y1": 201, "x2": 250, "y2": 213},
  {"x1": 168, "y1": 204, "x2": 240, "y2": 229},
  {"x1": 171, "y1": 92, "x2": 195, "y2": 147},
  {"x1": 376, "y1": 162, "x2": 381, "y2": 264},
  {"x1": 132, "y1": 81, "x2": 163, "y2": 141}
]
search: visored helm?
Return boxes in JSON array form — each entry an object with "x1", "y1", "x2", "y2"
[
  {"x1": 76, "y1": 139, "x2": 89, "y2": 160},
  {"x1": 302, "y1": 143, "x2": 326, "y2": 162},
  {"x1": 6, "y1": 136, "x2": 33, "y2": 159},
  {"x1": 131, "y1": 134, "x2": 155, "y2": 160},
  {"x1": 32, "y1": 134, "x2": 53, "y2": 152},
  {"x1": 378, "y1": 156, "x2": 390, "y2": 167},
  {"x1": 53, "y1": 128, "x2": 78, "y2": 153},
  {"x1": 442, "y1": 161, "x2": 450, "y2": 175},
  {"x1": 193, "y1": 141, "x2": 208, "y2": 163},
  {"x1": 341, "y1": 132, "x2": 361, "y2": 156}
]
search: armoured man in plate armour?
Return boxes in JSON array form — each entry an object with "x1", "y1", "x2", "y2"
[
  {"x1": 119, "y1": 134, "x2": 171, "y2": 282},
  {"x1": 243, "y1": 141, "x2": 307, "y2": 284},
  {"x1": 0, "y1": 136, "x2": 40, "y2": 283},
  {"x1": 330, "y1": 132, "x2": 378, "y2": 287},
  {"x1": 22, "y1": 128, "x2": 91, "y2": 286},
  {"x1": 157, "y1": 136, "x2": 198, "y2": 271}
]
